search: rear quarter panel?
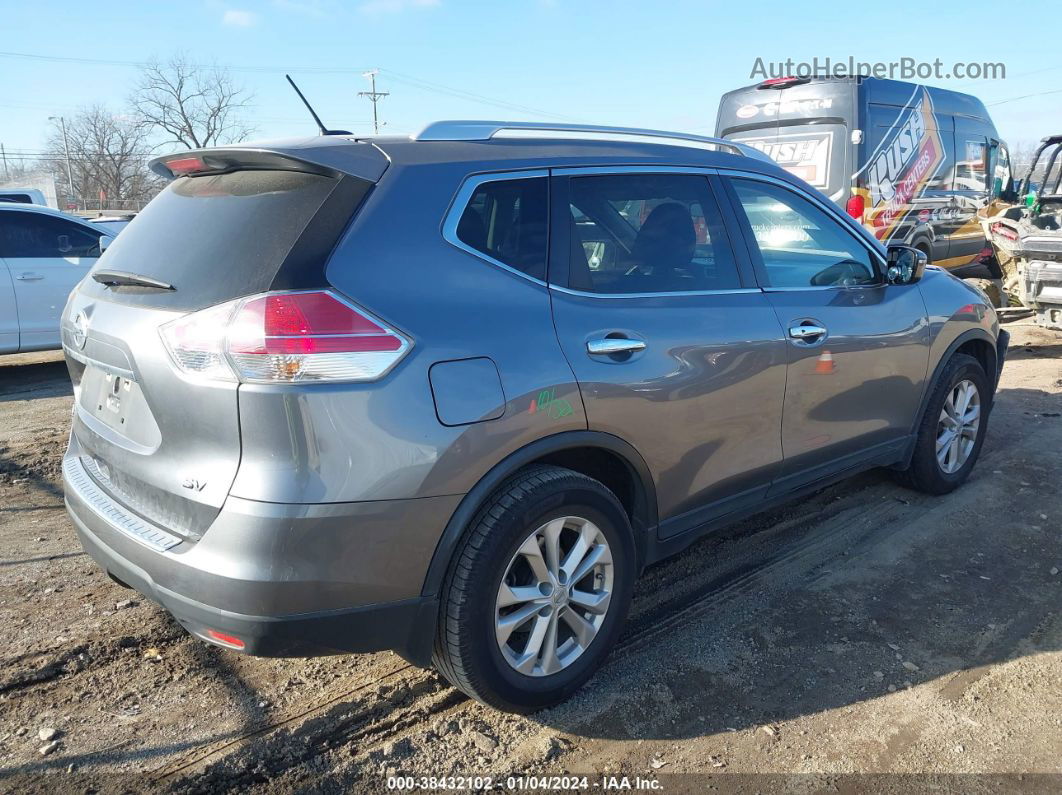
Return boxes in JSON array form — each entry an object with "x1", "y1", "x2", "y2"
[{"x1": 231, "y1": 161, "x2": 587, "y2": 504}]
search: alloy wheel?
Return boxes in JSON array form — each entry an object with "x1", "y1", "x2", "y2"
[
  {"x1": 936, "y1": 378, "x2": 981, "y2": 474},
  {"x1": 495, "y1": 516, "x2": 614, "y2": 677}
]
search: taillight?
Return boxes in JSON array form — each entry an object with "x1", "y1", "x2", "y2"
[
  {"x1": 160, "y1": 290, "x2": 411, "y2": 383},
  {"x1": 845, "y1": 194, "x2": 866, "y2": 221}
]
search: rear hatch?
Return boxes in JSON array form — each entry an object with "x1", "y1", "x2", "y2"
[
  {"x1": 64, "y1": 145, "x2": 382, "y2": 543},
  {"x1": 716, "y1": 77, "x2": 856, "y2": 203}
]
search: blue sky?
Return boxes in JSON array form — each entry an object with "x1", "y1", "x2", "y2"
[{"x1": 1, "y1": 0, "x2": 1058, "y2": 162}]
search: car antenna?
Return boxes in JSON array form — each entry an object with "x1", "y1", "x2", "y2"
[{"x1": 285, "y1": 74, "x2": 352, "y2": 136}]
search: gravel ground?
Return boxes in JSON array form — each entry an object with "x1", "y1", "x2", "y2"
[{"x1": 0, "y1": 325, "x2": 1059, "y2": 793}]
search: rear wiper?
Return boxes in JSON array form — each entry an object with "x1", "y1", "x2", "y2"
[{"x1": 92, "y1": 270, "x2": 175, "y2": 291}]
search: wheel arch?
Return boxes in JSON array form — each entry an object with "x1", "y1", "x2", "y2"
[
  {"x1": 420, "y1": 431, "x2": 657, "y2": 601},
  {"x1": 900, "y1": 327, "x2": 998, "y2": 468},
  {"x1": 909, "y1": 231, "x2": 934, "y2": 261}
]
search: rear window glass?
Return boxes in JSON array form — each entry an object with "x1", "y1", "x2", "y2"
[
  {"x1": 456, "y1": 177, "x2": 548, "y2": 281},
  {"x1": 728, "y1": 124, "x2": 846, "y2": 195},
  {"x1": 81, "y1": 170, "x2": 339, "y2": 310}
]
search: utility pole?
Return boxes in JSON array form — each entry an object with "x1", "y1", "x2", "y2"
[
  {"x1": 358, "y1": 70, "x2": 389, "y2": 135},
  {"x1": 48, "y1": 115, "x2": 75, "y2": 205},
  {"x1": 1, "y1": 143, "x2": 8, "y2": 180}
]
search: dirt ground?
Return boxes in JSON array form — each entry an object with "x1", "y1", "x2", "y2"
[{"x1": 0, "y1": 325, "x2": 1059, "y2": 794}]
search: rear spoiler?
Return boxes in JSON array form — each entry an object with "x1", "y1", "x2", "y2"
[{"x1": 150, "y1": 142, "x2": 389, "y2": 183}]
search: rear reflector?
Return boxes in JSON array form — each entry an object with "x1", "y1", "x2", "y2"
[
  {"x1": 991, "y1": 222, "x2": 1019, "y2": 242},
  {"x1": 161, "y1": 290, "x2": 411, "y2": 383},
  {"x1": 205, "y1": 629, "x2": 246, "y2": 649},
  {"x1": 845, "y1": 194, "x2": 866, "y2": 221}
]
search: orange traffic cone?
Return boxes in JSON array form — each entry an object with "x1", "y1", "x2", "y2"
[{"x1": 815, "y1": 350, "x2": 835, "y2": 374}]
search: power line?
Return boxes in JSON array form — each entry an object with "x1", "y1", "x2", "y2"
[
  {"x1": 0, "y1": 49, "x2": 366, "y2": 74},
  {"x1": 986, "y1": 87, "x2": 1062, "y2": 107},
  {"x1": 378, "y1": 68, "x2": 578, "y2": 122},
  {"x1": 0, "y1": 49, "x2": 574, "y2": 121}
]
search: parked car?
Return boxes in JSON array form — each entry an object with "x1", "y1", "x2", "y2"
[
  {"x1": 62, "y1": 123, "x2": 1008, "y2": 713},
  {"x1": 715, "y1": 76, "x2": 1008, "y2": 274},
  {"x1": 0, "y1": 203, "x2": 111, "y2": 353},
  {"x1": 88, "y1": 215, "x2": 136, "y2": 236}
]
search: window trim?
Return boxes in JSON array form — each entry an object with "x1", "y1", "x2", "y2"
[
  {"x1": 717, "y1": 169, "x2": 888, "y2": 292},
  {"x1": 441, "y1": 169, "x2": 550, "y2": 286},
  {"x1": 549, "y1": 165, "x2": 752, "y2": 298}
]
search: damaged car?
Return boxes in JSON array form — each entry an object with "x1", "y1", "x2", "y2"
[{"x1": 981, "y1": 134, "x2": 1062, "y2": 329}]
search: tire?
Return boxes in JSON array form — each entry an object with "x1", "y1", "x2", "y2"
[
  {"x1": 897, "y1": 353, "x2": 990, "y2": 495},
  {"x1": 432, "y1": 465, "x2": 636, "y2": 713}
]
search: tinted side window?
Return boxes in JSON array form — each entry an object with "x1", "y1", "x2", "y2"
[
  {"x1": 456, "y1": 177, "x2": 547, "y2": 281},
  {"x1": 567, "y1": 174, "x2": 739, "y2": 294},
  {"x1": 0, "y1": 212, "x2": 102, "y2": 258},
  {"x1": 730, "y1": 179, "x2": 878, "y2": 288}
]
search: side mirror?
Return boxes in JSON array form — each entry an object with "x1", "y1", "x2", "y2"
[
  {"x1": 886, "y1": 244, "x2": 927, "y2": 285},
  {"x1": 98, "y1": 235, "x2": 113, "y2": 254}
]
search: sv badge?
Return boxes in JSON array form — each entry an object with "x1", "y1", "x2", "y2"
[{"x1": 181, "y1": 477, "x2": 207, "y2": 492}]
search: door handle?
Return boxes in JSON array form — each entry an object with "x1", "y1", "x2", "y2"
[
  {"x1": 587, "y1": 338, "x2": 646, "y2": 356},
  {"x1": 16, "y1": 273, "x2": 44, "y2": 281},
  {"x1": 788, "y1": 324, "x2": 827, "y2": 341}
]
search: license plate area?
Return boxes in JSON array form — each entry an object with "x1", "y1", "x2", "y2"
[{"x1": 78, "y1": 364, "x2": 162, "y2": 450}]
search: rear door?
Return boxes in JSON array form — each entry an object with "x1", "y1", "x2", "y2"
[
  {"x1": 720, "y1": 173, "x2": 929, "y2": 492},
  {"x1": 716, "y1": 79, "x2": 855, "y2": 206},
  {"x1": 0, "y1": 210, "x2": 103, "y2": 350},
  {"x1": 64, "y1": 166, "x2": 360, "y2": 542},
  {"x1": 548, "y1": 168, "x2": 788, "y2": 537},
  {"x1": 947, "y1": 119, "x2": 992, "y2": 265}
]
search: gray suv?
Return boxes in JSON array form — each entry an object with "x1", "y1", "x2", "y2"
[{"x1": 62, "y1": 122, "x2": 1008, "y2": 712}]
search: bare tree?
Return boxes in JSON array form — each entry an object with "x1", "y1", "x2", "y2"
[
  {"x1": 1009, "y1": 140, "x2": 1040, "y2": 179},
  {"x1": 46, "y1": 106, "x2": 160, "y2": 210},
  {"x1": 131, "y1": 55, "x2": 255, "y2": 150}
]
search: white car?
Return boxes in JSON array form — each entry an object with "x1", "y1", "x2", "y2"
[
  {"x1": 89, "y1": 215, "x2": 135, "y2": 235},
  {"x1": 0, "y1": 204, "x2": 113, "y2": 353}
]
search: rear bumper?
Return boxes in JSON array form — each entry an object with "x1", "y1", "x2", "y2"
[
  {"x1": 64, "y1": 451, "x2": 458, "y2": 664},
  {"x1": 1025, "y1": 260, "x2": 1062, "y2": 330}
]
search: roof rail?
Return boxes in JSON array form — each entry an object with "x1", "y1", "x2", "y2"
[{"x1": 413, "y1": 121, "x2": 769, "y2": 160}]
